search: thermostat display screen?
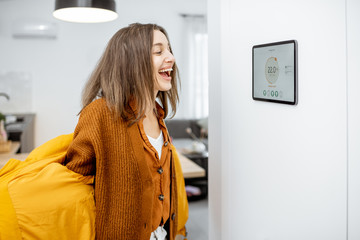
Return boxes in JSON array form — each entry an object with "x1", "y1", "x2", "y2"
[{"x1": 252, "y1": 40, "x2": 297, "y2": 105}]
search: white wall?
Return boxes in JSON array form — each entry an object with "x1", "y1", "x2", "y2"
[
  {"x1": 208, "y1": 0, "x2": 222, "y2": 239},
  {"x1": 0, "y1": 0, "x2": 206, "y2": 147},
  {"x1": 347, "y1": 0, "x2": 360, "y2": 239},
  {"x1": 208, "y1": 0, "x2": 360, "y2": 239}
]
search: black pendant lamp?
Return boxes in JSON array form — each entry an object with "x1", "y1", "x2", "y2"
[{"x1": 53, "y1": 0, "x2": 118, "y2": 23}]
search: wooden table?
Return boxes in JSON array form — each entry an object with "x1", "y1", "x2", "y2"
[
  {"x1": 172, "y1": 138, "x2": 207, "y2": 179},
  {"x1": 178, "y1": 152, "x2": 206, "y2": 179}
]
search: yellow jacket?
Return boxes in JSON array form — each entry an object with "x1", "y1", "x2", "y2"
[{"x1": 0, "y1": 133, "x2": 188, "y2": 240}]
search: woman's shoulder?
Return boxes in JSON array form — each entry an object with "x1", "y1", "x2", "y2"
[
  {"x1": 79, "y1": 98, "x2": 112, "y2": 121},
  {"x1": 85, "y1": 98, "x2": 107, "y2": 109},
  {"x1": 81, "y1": 98, "x2": 108, "y2": 114},
  {"x1": 80, "y1": 98, "x2": 127, "y2": 126}
]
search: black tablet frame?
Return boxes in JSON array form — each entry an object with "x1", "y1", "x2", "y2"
[{"x1": 252, "y1": 40, "x2": 298, "y2": 105}]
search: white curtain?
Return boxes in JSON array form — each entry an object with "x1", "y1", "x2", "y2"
[{"x1": 180, "y1": 15, "x2": 208, "y2": 119}]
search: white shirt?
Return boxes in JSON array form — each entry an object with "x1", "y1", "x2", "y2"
[
  {"x1": 147, "y1": 131, "x2": 164, "y2": 160},
  {"x1": 149, "y1": 225, "x2": 167, "y2": 240}
]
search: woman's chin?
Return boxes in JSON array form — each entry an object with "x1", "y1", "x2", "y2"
[{"x1": 156, "y1": 81, "x2": 172, "y2": 92}]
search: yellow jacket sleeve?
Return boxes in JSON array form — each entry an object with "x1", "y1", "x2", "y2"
[
  {"x1": 0, "y1": 134, "x2": 189, "y2": 240},
  {"x1": 0, "y1": 133, "x2": 95, "y2": 240},
  {"x1": 172, "y1": 145, "x2": 189, "y2": 239}
]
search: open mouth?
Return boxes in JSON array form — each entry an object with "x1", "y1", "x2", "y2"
[{"x1": 159, "y1": 68, "x2": 173, "y2": 78}]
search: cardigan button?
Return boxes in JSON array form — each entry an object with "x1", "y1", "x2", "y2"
[
  {"x1": 171, "y1": 213, "x2": 176, "y2": 221},
  {"x1": 158, "y1": 194, "x2": 165, "y2": 201},
  {"x1": 157, "y1": 167, "x2": 163, "y2": 174}
]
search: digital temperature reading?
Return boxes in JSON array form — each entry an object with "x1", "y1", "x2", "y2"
[
  {"x1": 265, "y1": 57, "x2": 279, "y2": 84},
  {"x1": 252, "y1": 40, "x2": 297, "y2": 105}
]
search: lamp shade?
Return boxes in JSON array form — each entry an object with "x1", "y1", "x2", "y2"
[{"x1": 53, "y1": 0, "x2": 118, "y2": 23}]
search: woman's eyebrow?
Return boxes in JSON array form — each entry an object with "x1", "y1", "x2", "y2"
[{"x1": 153, "y1": 43, "x2": 163, "y2": 47}]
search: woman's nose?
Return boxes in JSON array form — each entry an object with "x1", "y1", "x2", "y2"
[{"x1": 165, "y1": 52, "x2": 175, "y2": 63}]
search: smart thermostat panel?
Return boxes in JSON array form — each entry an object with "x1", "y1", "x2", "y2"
[{"x1": 252, "y1": 40, "x2": 297, "y2": 105}]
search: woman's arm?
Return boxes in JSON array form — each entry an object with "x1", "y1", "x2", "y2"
[{"x1": 64, "y1": 102, "x2": 103, "y2": 176}]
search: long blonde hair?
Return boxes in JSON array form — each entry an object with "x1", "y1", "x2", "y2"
[{"x1": 81, "y1": 23, "x2": 179, "y2": 123}]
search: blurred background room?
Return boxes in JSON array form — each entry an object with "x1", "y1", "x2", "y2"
[
  {"x1": 0, "y1": 0, "x2": 209, "y2": 239},
  {"x1": 2, "y1": 1, "x2": 360, "y2": 240}
]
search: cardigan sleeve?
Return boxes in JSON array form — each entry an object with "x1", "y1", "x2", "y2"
[{"x1": 64, "y1": 102, "x2": 102, "y2": 176}]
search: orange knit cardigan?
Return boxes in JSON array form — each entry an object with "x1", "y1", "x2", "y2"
[{"x1": 64, "y1": 99, "x2": 178, "y2": 240}]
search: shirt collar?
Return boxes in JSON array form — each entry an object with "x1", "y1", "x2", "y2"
[{"x1": 155, "y1": 101, "x2": 165, "y2": 119}]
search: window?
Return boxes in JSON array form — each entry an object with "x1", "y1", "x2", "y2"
[{"x1": 179, "y1": 15, "x2": 208, "y2": 119}]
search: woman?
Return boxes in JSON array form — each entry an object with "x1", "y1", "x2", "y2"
[{"x1": 64, "y1": 23, "x2": 183, "y2": 240}]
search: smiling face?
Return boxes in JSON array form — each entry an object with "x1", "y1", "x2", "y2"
[{"x1": 152, "y1": 30, "x2": 175, "y2": 96}]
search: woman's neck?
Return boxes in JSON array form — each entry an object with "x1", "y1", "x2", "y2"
[
  {"x1": 145, "y1": 102, "x2": 156, "y2": 116},
  {"x1": 143, "y1": 102, "x2": 161, "y2": 138}
]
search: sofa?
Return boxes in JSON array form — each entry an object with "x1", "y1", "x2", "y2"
[{"x1": 165, "y1": 118, "x2": 207, "y2": 140}]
